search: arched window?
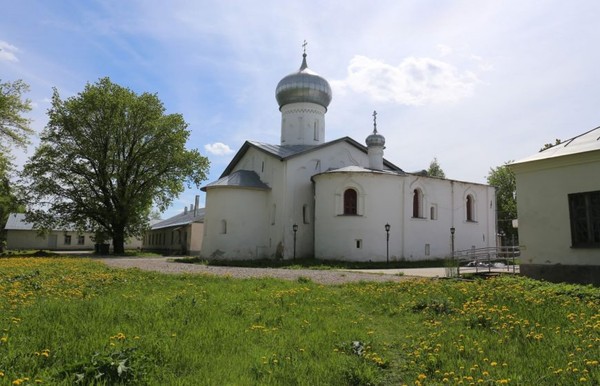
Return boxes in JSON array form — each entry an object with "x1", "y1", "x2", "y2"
[
  {"x1": 413, "y1": 188, "x2": 423, "y2": 218},
  {"x1": 344, "y1": 189, "x2": 358, "y2": 215},
  {"x1": 466, "y1": 195, "x2": 475, "y2": 221},
  {"x1": 220, "y1": 219, "x2": 227, "y2": 234},
  {"x1": 302, "y1": 204, "x2": 309, "y2": 224}
]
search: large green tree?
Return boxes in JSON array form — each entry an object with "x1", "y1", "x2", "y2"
[
  {"x1": 487, "y1": 162, "x2": 517, "y2": 245},
  {"x1": 22, "y1": 78, "x2": 209, "y2": 254}
]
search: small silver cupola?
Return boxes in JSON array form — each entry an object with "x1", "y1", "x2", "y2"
[{"x1": 366, "y1": 110, "x2": 385, "y2": 170}]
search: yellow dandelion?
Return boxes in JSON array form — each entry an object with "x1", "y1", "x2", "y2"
[
  {"x1": 579, "y1": 377, "x2": 587, "y2": 382},
  {"x1": 417, "y1": 373, "x2": 427, "y2": 380}
]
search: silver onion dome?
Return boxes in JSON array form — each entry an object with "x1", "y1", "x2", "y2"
[
  {"x1": 366, "y1": 110, "x2": 385, "y2": 147},
  {"x1": 276, "y1": 53, "x2": 332, "y2": 109},
  {"x1": 366, "y1": 130, "x2": 386, "y2": 147}
]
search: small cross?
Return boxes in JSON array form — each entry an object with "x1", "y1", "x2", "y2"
[
  {"x1": 302, "y1": 40, "x2": 308, "y2": 54},
  {"x1": 372, "y1": 110, "x2": 378, "y2": 132}
]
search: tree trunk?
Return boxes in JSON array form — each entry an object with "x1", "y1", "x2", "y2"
[{"x1": 112, "y1": 227, "x2": 125, "y2": 255}]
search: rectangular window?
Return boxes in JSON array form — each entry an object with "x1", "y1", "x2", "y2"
[
  {"x1": 569, "y1": 190, "x2": 600, "y2": 247},
  {"x1": 77, "y1": 235, "x2": 85, "y2": 245},
  {"x1": 64, "y1": 235, "x2": 71, "y2": 245},
  {"x1": 355, "y1": 239, "x2": 362, "y2": 249}
]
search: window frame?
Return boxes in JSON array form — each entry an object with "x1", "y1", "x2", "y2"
[
  {"x1": 412, "y1": 188, "x2": 424, "y2": 218},
  {"x1": 343, "y1": 188, "x2": 358, "y2": 215},
  {"x1": 568, "y1": 190, "x2": 600, "y2": 248},
  {"x1": 466, "y1": 194, "x2": 475, "y2": 222}
]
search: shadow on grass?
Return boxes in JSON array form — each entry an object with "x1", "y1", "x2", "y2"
[{"x1": 173, "y1": 257, "x2": 448, "y2": 270}]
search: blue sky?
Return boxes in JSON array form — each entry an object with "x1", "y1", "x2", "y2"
[{"x1": 2, "y1": 0, "x2": 599, "y2": 219}]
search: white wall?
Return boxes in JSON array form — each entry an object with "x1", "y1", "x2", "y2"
[
  {"x1": 6, "y1": 230, "x2": 96, "y2": 250},
  {"x1": 512, "y1": 152, "x2": 600, "y2": 266},
  {"x1": 201, "y1": 187, "x2": 269, "y2": 259},
  {"x1": 314, "y1": 171, "x2": 496, "y2": 261}
]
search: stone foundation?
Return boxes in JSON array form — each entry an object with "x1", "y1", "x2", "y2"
[{"x1": 520, "y1": 264, "x2": 600, "y2": 286}]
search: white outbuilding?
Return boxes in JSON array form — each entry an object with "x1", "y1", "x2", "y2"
[
  {"x1": 511, "y1": 126, "x2": 600, "y2": 285},
  {"x1": 200, "y1": 51, "x2": 497, "y2": 261}
]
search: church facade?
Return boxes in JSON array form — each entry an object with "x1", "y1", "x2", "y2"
[{"x1": 200, "y1": 52, "x2": 497, "y2": 261}]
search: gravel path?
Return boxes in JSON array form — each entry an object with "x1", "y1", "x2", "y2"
[{"x1": 97, "y1": 257, "x2": 422, "y2": 285}]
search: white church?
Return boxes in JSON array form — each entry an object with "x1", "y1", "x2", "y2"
[{"x1": 200, "y1": 51, "x2": 497, "y2": 261}]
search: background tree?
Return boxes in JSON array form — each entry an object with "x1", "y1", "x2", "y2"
[
  {"x1": 487, "y1": 161, "x2": 517, "y2": 245},
  {"x1": 427, "y1": 157, "x2": 446, "y2": 178},
  {"x1": 0, "y1": 79, "x2": 33, "y2": 148},
  {"x1": 540, "y1": 138, "x2": 562, "y2": 152},
  {"x1": 22, "y1": 78, "x2": 210, "y2": 254},
  {"x1": 0, "y1": 79, "x2": 32, "y2": 247}
]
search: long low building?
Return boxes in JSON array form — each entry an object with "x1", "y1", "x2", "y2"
[
  {"x1": 142, "y1": 202, "x2": 205, "y2": 255},
  {"x1": 3, "y1": 213, "x2": 142, "y2": 251}
]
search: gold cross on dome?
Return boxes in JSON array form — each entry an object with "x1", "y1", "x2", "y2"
[{"x1": 302, "y1": 40, "x2": 308, "y2": 54}]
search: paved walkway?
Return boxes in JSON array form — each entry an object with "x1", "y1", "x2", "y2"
[
  {"x1": 345, "y1": 267, "x2": 448, "y2": 278},
  {"x1": 96, "y1": 256, "x2": 519, "y2": 284},
  {"x1": 346, "y1": 266, "x2": 519, "y2": 277}
]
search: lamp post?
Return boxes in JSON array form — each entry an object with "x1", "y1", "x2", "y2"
[
  {"x1": 385, "y1": 223, "x2": 391, "y2": 264},
  {"x1": 292, "y1": 223, "x2": 298, "y2": 261},
  {"x1": 450, "y1": 226, "x2": 456, "y2": 276},
  {"x1": 498, "y1": 229, "x2": 505, "y2": 258}
]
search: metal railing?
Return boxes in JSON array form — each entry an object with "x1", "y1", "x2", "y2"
[{"x1": 447, "y1": 246, "x2": 520, "y2": 277}]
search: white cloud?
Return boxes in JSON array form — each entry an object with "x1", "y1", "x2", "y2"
[
  {"x1": 331, "y1": 55, "x2": 480, "y2": 106},
  {"x1": 437, "y1": 44, "x2": 453, "y2": 57},
  {"x1": 0, "y1": 40, "x2": 19, "y2": 62},
  {"x1": 204, "y1": 142, "x2": 234, "y2": 156}
]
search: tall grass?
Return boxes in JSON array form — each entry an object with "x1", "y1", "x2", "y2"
[{"x1": 0, "y1": 257, "x2": 598, "y2": 385}]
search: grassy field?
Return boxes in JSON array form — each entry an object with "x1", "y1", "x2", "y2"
[{"x1": 0, "y1": 257, "x2": 598, "y2": 385}]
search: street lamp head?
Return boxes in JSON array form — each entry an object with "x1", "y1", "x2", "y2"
[
  {"x1": 450, "y1": 227, "x2": 455, "y2": 235},
  {"x1": 385, "y1": 223, "x2": 390, "y2": 232},
  {"x1": 293, "y1": 223, "x2": 298, "y2": 232}
]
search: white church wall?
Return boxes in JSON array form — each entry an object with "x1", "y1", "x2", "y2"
[
  {"x1": 314, "y1": 171, "x2": 497, "y2": 262},
  {"x1": 282, "y1": 143, "x2": 375, "y2": 259},
  {"x1": 401, "y1": 177, "x2": 495, "y2": 260},
  {"x1": 314, "y1": 171, "x2": 404, "y2": 261},
  {"x1": 227, "y1": 148, "x2": 288, "y2": 258},
  {"x1": 200, "y1": 187, "x2": 269, "y2": 259}
]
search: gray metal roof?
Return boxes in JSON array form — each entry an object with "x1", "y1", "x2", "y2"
[
  {"x1": 151, "y1": 208, "x2": 205, "y2": 230},
  {"x1": 202, "y1": 170, "x2": 271, "y2": 192},
  {"x1": 513, "y1": 125, "x2": 600, "y2": 165},
  {"x1": 248, "y1": 141, "x2": 317, "y2": 159},
  {"x1": 4, "y1": 213, "x2": 32, "y2": 230},
  {"x1": 3, "y1": 213, "x2": 81, "y2": 231},
  {"x1": 218, "y1": 137, "x2": 404, "y2": 179}
]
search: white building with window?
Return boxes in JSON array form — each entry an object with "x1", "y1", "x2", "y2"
[
  {"x1": 200, "y1": 52, "x2": 496, "y2": 261},
  {"x1": 511, "y1": 127, "x2": 600, "y2": 285},
  {"x1": 3, "y1": 213, "x2": 142, "y2": 251}
]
